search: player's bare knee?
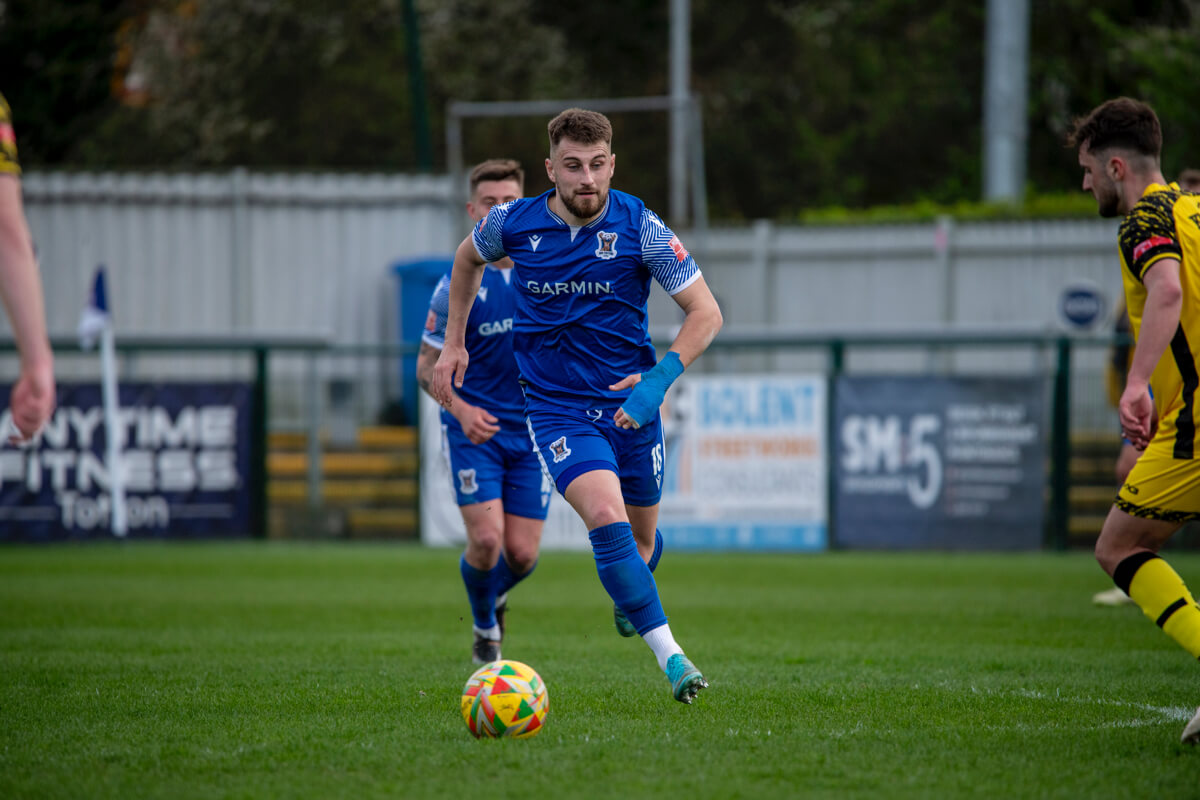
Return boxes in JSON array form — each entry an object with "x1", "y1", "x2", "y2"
[
  {"x1": 506, "y1": 547, "x2": 537, "y2": 574},
  {"x1": 579, "y1": 495, "x2": 627, "y2": 528},
  {"x1": 466, "y1": 526, "x2": 503, "y2": 560},
  {"x1": 502, "y1": 530, "x2": 539, "y2": 573}
]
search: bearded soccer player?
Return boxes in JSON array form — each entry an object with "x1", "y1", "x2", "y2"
[
  {"x1": 417, "y1": 159, "x2": 551, "y2": 665},
  {"x1": 432, "y1": 108, "x2": 723, "y2": 703},
  {"x1": 1069, "y1": 97, "x2": 1200, "y2": 744}
]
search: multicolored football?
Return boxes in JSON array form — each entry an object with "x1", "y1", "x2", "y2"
[{"x1": 461, "y1": 659, "x2": 549, "y2": 739}]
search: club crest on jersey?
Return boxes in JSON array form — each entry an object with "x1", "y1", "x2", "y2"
[
  {"x1": 549, "y1": 436, "x2": 572, "y2": 463},
  {"x1": 457, "y1": 468, "x2": 478, "y2": 495},
  {"x1": 595, "y1": 231, "x2": 619, "y2": 260},
  {"x1": 476, "y1": 287, "x2": 489, "y2": 303}
]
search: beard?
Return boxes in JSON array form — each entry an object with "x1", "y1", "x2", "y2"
[
  {"x1": 1096, "y1": 191, "x2": 1121, "y2": 218},
  {"x1": 1092, "y1": 181, "x2": 1122, "y2": 218},
  {"x1": 559, "y1": 186, "x2": 607, "y2": 220}
]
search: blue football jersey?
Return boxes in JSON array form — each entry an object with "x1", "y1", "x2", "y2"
[
  {"x1": 423, "y1": 264, "x2": 526, "y2": 430},
  {"x1": 473, "y1": 188, "x2": 700, "y2": 408}
]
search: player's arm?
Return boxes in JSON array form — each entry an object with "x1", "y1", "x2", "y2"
[
  {"x1": 659, "y1": 276, "x2": 723, "y2": 368},
  {"x1": 418, "y1": 340, "x2": 500, "y2": 444},
  {"x1": 0, "y1": 174, "x2": 55, "y2": 440},
  {"x1": 1120, "y1": 257, "x2": 1181, "y2": 448},
  {"x1": 430, "y1": 234, "x2": 487, "y2": 407},
  {"x1": 613, "y1": 276, "x2": 723, "y2": 429},
  {"x1": 416, "y1": 340, "x2": 442, "y2": 399}
]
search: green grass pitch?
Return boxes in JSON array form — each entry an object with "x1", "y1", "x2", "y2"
[{"x1": 1, "y1": 542, "x2": 1198, "y2": 799}]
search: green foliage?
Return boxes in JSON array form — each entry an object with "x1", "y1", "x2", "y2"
[
  {"x1": 1088, "y1": 5, "x2": 1200, "y2": 181},
  {"x1": 2, "y1": 0, "x2": 1199, "y2": 219},
  {"x1": 696, "y1": 2, "x2": 986, "y2": 218},
  {"x1": 0, "y1": 0, "x2": 129, "y2": 164},
  {"x1": 2, "y1": 543, "x2": 1199, "y2": 799},
  {"x1": 89, "y1": 0, "x2": 421, "y2": 168},
  {"x1": 798, "y1": 191, "x2": 1102, "y2": 225},
  {"x1": 1025, "y1": 0, "x2": 1200, "y2": 195}
]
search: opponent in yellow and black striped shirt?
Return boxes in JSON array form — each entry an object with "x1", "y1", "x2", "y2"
[{"x1": 1069, "y1": 97, "x2": 1200, "y2": 745}]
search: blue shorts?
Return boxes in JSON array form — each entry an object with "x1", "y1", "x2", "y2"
[
  {"x1": 524, "y1": 402, "x2": 665, "y2": 506},
  {"x1": 442, "y1": 425, "x2": 552, "y2": 520}
]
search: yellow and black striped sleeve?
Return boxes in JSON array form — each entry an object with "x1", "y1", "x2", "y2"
[
  {"x1": 0, "y1": 93, "x2": 20, "y2": 176},
  {"x1": 1118, "y1": 191, "x2": 1181, "y2": 282}
]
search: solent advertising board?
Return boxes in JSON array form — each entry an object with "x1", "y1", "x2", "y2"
[
  {"x1": 0, "y1": 382, "x2": 254, "y2": 541},
  {"x1": 658, "y1": 375, "x2": 827, "y2": 551},
  {"x1": 419, "y1": 375, "x2": 829, "y2": 552},
  {"x1": 834, "y1": 375, "x2": 1047, "y2": 550}
]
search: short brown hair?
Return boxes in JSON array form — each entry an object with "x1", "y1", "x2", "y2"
[
  {"x1": 469, "y1": 159, "x2": 524, "y2": 195},
  {"x1": 1067, "y1": 97, "x2": 1162, "y2": 158},
  {"x1": 547, "y1": 108, "x2": 612, "y2": 151}
]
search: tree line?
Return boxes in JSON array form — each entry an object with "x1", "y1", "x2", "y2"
[{"x1": 1, "y1": 0, "x2": 1197, "y2": 221}]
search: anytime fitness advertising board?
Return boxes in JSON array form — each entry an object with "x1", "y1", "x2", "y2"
[
  {"x1": 0, "y1": 382, "x2": 254, "y2": 541},
  {"x1": 419, "y1": 374, "x2": 829, "y2": 552},
  {"x1": 834, "y1": 375, "x2": 1047, "y2": 550}
]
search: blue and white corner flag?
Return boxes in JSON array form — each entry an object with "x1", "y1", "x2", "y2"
[
  {"x1": 77, "y1": 265, "x2": 128, "y2": 536},
  {"x1": 77, "y1": 266, "x2": 110, "y2": 349}
]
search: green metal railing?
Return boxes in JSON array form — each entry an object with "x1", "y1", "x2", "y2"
[{"x1": 4, "y1": 330, "x2": 1108, "y2": 546}]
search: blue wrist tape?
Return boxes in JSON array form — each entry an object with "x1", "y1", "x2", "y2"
[{"x1": 619, "y1": 351, "x2": 684, "y2": 428}]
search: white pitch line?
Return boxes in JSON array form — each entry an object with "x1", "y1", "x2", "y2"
[
  {"x1": 1008, "y1": 687, "x2": 1194, "y2": 722},
  {"x1": 825, "y1": 684, "x2": 1194, "y2": 737}
]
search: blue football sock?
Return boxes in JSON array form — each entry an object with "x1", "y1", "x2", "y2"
[
  {"x1": 460, "y1": 555, "x2": 497, "y2": 630},
  {"x1": 589, "y1": 522, "x2": 667, "y2": 636},
  {"x1": 648, "y1": 528, "x2": 664, "y2": 572},
  {"x1": 492, "y1": 554, "x2": 536, "y2": 598}
]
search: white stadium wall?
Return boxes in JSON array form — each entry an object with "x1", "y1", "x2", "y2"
[
  {"x1": 23, "y1": 170, "x2": 459, "y2": 343},
  {"x1": 13, "y1": 170, "x2": 1122, "y2": 427}
]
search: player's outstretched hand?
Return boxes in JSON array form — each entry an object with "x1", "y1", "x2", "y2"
[
  {"x1": 7, "y1": 360, "x2": 55, "y2": 444},
  {"x1": 432, "y1": 344, "x2": 469, "y2": 409},
  {"x1": 1118, "y1": 381, "x2": 1153, "y2": 450}
]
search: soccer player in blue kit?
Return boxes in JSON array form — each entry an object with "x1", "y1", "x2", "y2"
[
  {"x1": 432, "y1": 109, "x2": 724, "y2": 703},
  {"x1": 417, "y1": 159, "x2": 551, "y2": 665}
]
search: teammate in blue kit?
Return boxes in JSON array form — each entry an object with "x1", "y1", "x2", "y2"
[
  {"x1": 416, "y1": 159, "x2": 551, "y2": 665},
  {"x1": 432, "y1": 109, "x2": 724, "y2": 703}
]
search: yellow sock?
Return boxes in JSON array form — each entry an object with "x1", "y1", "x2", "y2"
[{"x1": 1118, "y1": 553, "x2": 1200, "y2": 660}]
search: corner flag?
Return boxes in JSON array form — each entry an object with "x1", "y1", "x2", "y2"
[
  {"x1": 77, "y1": 266, "x2": 109, "y2": 349},
  {"x1": 77, "y1": 265, "x2": 128, "y2": 537}
]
